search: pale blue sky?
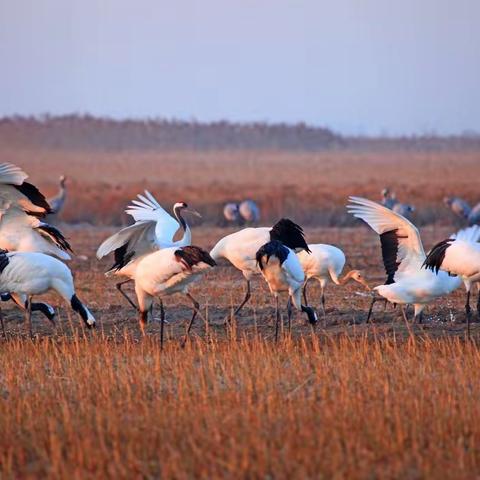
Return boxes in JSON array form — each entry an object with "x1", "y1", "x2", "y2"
[{"x1": 0, "y1": 0, "x2": 479, "y2": 135}]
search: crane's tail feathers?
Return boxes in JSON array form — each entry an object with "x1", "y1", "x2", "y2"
[
  {"x1": 422, "y1": 240, "x2": 452, "y2": 274},
  {"x1": 270, "y1": 218, "x2": 310, "y2": 252},
  {"x1": 0, "y1": 162, "x2": 28, "y2": 185},
  {"x1": 37, "y1": 223, "x2": 73, "y2": 253}
]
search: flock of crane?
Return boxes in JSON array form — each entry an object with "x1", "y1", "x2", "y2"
[{"x1": 0, "y1": 161, "x2": 479, "y2": 346}]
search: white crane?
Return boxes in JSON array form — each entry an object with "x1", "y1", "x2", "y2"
[
  {"x1": 423, "y1": 225, "x2": 480, "y2": 336},
  {"x1": 256, "y1": 240, "x2": 317, "y2": 340},
  {"x1": 297, "y1": 244, "x2": 370, "y2": 324},
  {"x1": 444, "y1": 196, "x2": 471, "y2": 220},
  {"x1": 133, "y1": 245, "x2": 216, "y2": 347},
  {"x1": 223, "y1": 202, "x2": 240, "y2": 224},
  {"x1": 48, "y1": 175, "x2": 67, "y2": 215},
  {"x1": 96, "y1": 191, "x2": 200, "y2": 309},
  {"x1": 347, "y1": 196, "x2": 462, "y2": 324},
  {"x1": 0, "y1": 250, "x2": 95, "y2": 337},
  {"x1": 210, "y1": 218, "x2": 310, "y2": 318},
  {"x1": 239, "y1": 199, "x2": 260, "y2": 223}
]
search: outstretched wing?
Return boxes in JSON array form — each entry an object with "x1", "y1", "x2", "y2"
[
  {"x1": 347, "y1": 196, "x2": 425, "y2": 282},
  {"x1": 125, "y1": 191, "x2": 180, "y2": 247},
  {"x1": 0, "y1": 162, "x2": 51, "y2": 216},
  {"x1": 96, "y1": 221, "x2": 157, "y2": 261}
]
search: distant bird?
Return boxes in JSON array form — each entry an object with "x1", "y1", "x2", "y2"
[
  {"x1": 256, "y1": 240, "x2": 317, "y2": 340},
  {"x1": 423, "y1": 225, "x2": 480, "y2": 336},
  {"x1": 0, "y1": 250, "x2": 95, "y2": 337},
  {"x1": 444, "y1": 196, "x2": 471, "y2": 220},
  {"x1": 223, "y1": 202, "x2": 240, "y2": 224},
  {"x1": 97, "y1": 192, "x2": 201, "y2": 309},
  {"x1": 392, "y1": 202, "x2": 415, "y2": 219},
  {"x1": 347, "y1": 197, "x2": 462, "y2": 323},
  {"x1": 297, "y1": 244, "x2": 370, "y2": 324},
  {"x1": 380, "y1": 188, "x2": 397, "y2": 209},
  {"x1": 48, "y1": 175, "x2": 67, "y2": 215},
  {"x1": 133, "y1": 245, "x2": 216, "y2": 346},
  {"x1": 239, "y1": 200, "x2": 260, "y2": 223},
  {"x1": 210, "y1": 219, "x2": 310, "y2": 318},
  {"x1": 468, "y1": 203, "x2": 480, "y2": 226}
]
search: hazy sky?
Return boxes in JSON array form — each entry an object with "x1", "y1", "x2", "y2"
[{"x1": 1, "y1": 0, "x2": 479, "y2": 135}]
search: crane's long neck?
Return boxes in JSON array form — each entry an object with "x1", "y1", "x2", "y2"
[
  {"x1": 174, "y1": 206, "x2": 191, "y2": 246},
  {"x1": 331, "y1": 270, "x2": 356, "y2": 286}
]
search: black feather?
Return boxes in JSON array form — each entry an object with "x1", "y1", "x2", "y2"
[
  {"x1": 109, "y1": 243, "x2": 135, "y2": 272},
  {"x1": 37, "y1": 223, "x2": 72, "y2": 253},
  {"x1": 423, "y1": 239, "x2": 453, "y2": 274},
  {"x1": 255, "y1": 240, "x2": 290, "y2": 271},
  {"x1": 174, "y1": 246, "x2": 216, "y2": 270},
  {"x1": 269, "y1": 218, "x2": 310, "y2": 253},
  {"x1": 379, "y1": 230, "x2": 401, "y2": 285},
  {"x1": 14, "y1": 182, "x2": 52, "y2": 214},
  {"x1": 0, "y1": 249, "x2": 9, "y2": 274}
]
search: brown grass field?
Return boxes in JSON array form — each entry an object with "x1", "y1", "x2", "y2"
[{"x1": 1, "y1": 147, "x2": 480, "y2": 478}]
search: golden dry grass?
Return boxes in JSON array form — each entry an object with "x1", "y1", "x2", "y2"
[{"x1": 2, "y1": 334, "x2": 480, "y2": 479}]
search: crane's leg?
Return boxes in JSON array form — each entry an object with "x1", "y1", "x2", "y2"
[
  {"x1": 225, "y1": 280, "x2": 251, "y2": 326},
  {"x1": 25, "y1": 296, "x2": 33, "y2": 339},
  {"x1": 233, "y1": 280, "x2": 251, "y2": 316},
  {"x1": 366, "y1": 296, "x2": 377, "y2": 323},
  {"x1": 302, "y1": 280, "x2": 309, "y2": 306},
  {"x1": 321, "y1": 288, "x2": 326, "y2": 328},
  {"x1": 476, "y1": 287, "x2": 480, "y2": 316},
  {"x1": 0, "y1": 307, "x2": 5, "y2": 339},
  {"x1": 287, "y1": 297, "x2": 293, "y2": 334},
  {"x1": 159, "y1": 300, "x2": 165, "y2": 351},
  {"x1": 401, "y1": 305, "x2": 409, "y2": 325},
  {"x1": 182, "y1": 293, "x2": 201, "y2": 347},
  {"x1": 138, "y1": 310, "x2": 148, "y2": 336},
  {"x1": 466, "y1": 290, "x2": 472, "y2": 339},
  {"x1": 274, "y1": 296, "x2": 280, "y2": 342},
  {"x1": 116, "y1": 279, "x2": 138, "y2": 311}
]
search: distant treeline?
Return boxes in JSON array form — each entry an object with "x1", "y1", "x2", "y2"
[
  {"x1": 0, "y1": 115, "x2": 479, "y2": 152},
  {"x1": 0, "y1": 115, "x2": 343, "y2": 151}
]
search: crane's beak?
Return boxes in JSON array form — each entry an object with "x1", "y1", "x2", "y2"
[
  {"x1": 185, "y1": 208, "x2": 202, "y2": 218},
  {"x1": 359, "y1": 278, "x2": 371, "y2": 291}
]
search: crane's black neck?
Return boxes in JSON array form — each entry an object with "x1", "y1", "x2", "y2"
[{"x1": 174, "y1": 205, "x2": 187, "y2": 232}]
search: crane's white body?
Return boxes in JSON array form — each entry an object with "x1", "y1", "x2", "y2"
[
  {"x1": 431, "y1": 237, "x2": 480, "y2": 285},
  {"x1": 259, "y1": 246, "x2": 305, "y2": 309},
  {"x1": 210, "y1": 227, "x2": 271, "y2": 280},
  {"x1": 134, "y1": 247, "x2": 213, "y2": 311},
  {"x1": 0, "y1": 251, "x2": 95, "y2": 327},
  {"x1": 297, "y1": 244, "x2": 346, "y2": 290},
  {"x1": 0, "y1": 204, "x2": 70, "y2": 260},
  {"x1": 348, "y1": 196, "x2": 462, "y2": 318}
]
